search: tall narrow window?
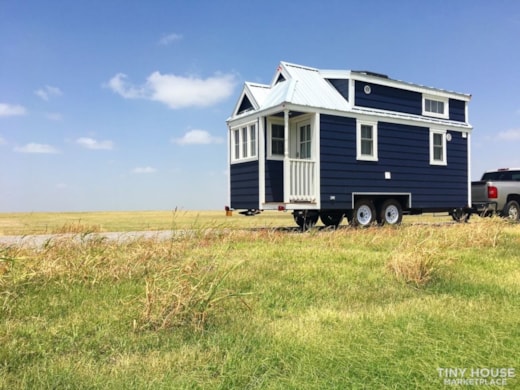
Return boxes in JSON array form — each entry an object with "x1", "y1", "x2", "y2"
[
  {"x1": 271, "y1": 124, "x2": 285, "y2": 156},
  {"x1": 241, "y1": 127, "x2": 248, "y2": 158},
  {"x1": 356, "y1": 121, "x2": 378, "y2": 161},
  {"x1": 299, "y1": 124, "x2": 311, "y2": 159},
  {"x1": 250, "y1": 124, "x2": 256, "y2": 157},
  {"x1": 430, "y1": 129, "x2": 447, "y2": 165},
  {"x1": 234, "y1": 129, "x2": 240, "y2": 160}
]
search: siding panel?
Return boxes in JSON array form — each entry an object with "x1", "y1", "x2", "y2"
[
  {"x1": 230, "y1": 161, "x2": 259, "y2": 209},
  {"x1": 355, "y1": 81, "x2": 422, "y2": 115},
  {"x1": 320, "y1": 114, "x2": 468, "y2": 210},
  {"x1": 449, "y1": 99, "x2": 466, "y2": 122},
  {"x1": 265, "y1": 160, "x2": 283, "y2": 202}
]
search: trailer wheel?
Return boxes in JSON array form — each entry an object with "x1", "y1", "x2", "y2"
[
  {"x1": 502, "y1": 201, "x2": 520, "y2": 221},
  {"x1": 293, "y1": 210, "x2": 319, "y2": 231},
  {"x1": 320, "y1": 211, "x2": 344, "y2": 228},
  {"x1": 379, "y1": 199, "x2": 403, "y2": 226},
  {"x1": 352, "y1": 200, "x2": 376, "y2": 227}
]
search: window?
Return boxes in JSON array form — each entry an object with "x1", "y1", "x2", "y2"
[
  {"x1": 230, "y1": 122, "x2": 257, "y2": 162},
  {"x1": 430, "y1": 129, "x2": 447, "y2": 165},
  {"x1": 356, "y1": 121, "x2": 378, "y2": 161},
  {"x1": 271, "y1": 124, "x2": 285, "y2": 157},
  {"x1": 423, "y1": 95, "x2": 449, "y2": 119},
  {"x1": 299, "y1": 124, "x2": 311, "y2": 159}
]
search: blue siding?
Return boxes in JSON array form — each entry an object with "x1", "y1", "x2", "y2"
[
  {"x1": 320, "y1": 114, "x2": 468, "y2": 210},
  {"x1": 355, "y1": 81, "x2": 422, "y2": 115},
  {"x1": 265, "y1": 160, "x2": 283, "y2": 202},
  {"x1": 449, "y1": 99, "x2": 466, "y2": 122},
  {"x1": 328, "y1": 79, "x2": 349, "y2": 101},
  {"x1": 230, "y1": 161, "x2": 259, "y2": 209}
]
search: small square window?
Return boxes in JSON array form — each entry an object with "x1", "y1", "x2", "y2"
[{"x1": 423, "y1": 95, "x2": 449, "y2": 119}]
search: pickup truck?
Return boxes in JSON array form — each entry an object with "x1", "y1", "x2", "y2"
[{"x1": 471, "y1": 168, "x2": 520, "y2": 220}]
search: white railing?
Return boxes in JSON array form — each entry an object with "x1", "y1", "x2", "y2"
[{"x1": 289, "y1": 159, "x2": 316, "y2": 202}]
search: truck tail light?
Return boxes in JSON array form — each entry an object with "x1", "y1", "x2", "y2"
[{"x1": 488, "y1": 185, "x2": 498, "y2": 199}]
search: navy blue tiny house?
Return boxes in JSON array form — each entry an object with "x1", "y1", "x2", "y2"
[{"x1": 226, "y1": 62, "x2": 472, "y2": 227}]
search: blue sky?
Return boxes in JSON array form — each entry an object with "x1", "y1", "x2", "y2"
[{"x1": 1, "y1": 0, "x2": 520, "y2": 212}]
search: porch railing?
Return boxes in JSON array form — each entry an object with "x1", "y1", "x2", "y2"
[{"x1": 288, "y1": 159, "x2": 316, "y2": 202}]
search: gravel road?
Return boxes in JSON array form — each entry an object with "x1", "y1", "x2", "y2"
[{"x1": 0, "y1": 230, "x2": 181, "y2": 249}]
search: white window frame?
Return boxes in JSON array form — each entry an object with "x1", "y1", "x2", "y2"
[
  {"x1": 230, "y1": 121, "x2": 258, "y2": 163},
  {"x1": 430, "y1": 129, "x2": 447, "y2": 166},
  {"x1": 423, "y1": 94, "x2": 449, "y2": 119},
  {"x1": 356, "y1": 120, "x2": 378, "y2": 161},
  {"x1": 267, "y1": 118, "x2": 285, "y2": 160}
]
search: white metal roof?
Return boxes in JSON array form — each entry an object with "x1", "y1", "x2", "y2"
[{"x1": 229, "y1": 61, "x2": 471, "y2": 122}]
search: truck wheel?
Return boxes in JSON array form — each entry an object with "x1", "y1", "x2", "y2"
[
  {"x1": 502, "y1": 201, "x2": 520, "y2": 221},
  {"x1": 293, "y1": 210, "x2": 319, "y2": 230},
  {"x1": 379, "y1": 199, "x2": 403, "y2": 225},
  {"x1": 352, "y1": 200, "x2": 376, "y2": 227},
  {"x1": 320, "y1": 211, "x2": 344, "y2": 228}
]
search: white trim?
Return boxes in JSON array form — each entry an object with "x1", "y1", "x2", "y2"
[
  {"x1": 467, "y1": 132, "x2": 471, "y2": 206},
  {"x1": 356, "y1": 120, "x2": 378, "y2": 161},
  {"x1": 429, "y1": 128, "x2": 447, "y2": 166},
  {"x1": 283, "y1": 110, "x2": 290, "y2": 203},
  {"x1": 314, "y1": 113, "x2": 321, "y2": 208},
  {"x1": 423, "y1": 94, "x2": 449, "y2": 119},
  {"x1": 258, "y1": 117, "x2": 265, "y2": 208}
]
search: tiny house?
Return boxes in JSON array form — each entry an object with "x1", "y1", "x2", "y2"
[{"x1": 226, "y1": 62, "x2": 472, "y2": 227}]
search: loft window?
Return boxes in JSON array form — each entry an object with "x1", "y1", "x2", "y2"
[
  {"x1": 230, "y1": 122, "x2": 258, "y2": 163},
  {"x1": 423, "y1": 95, "x2": 449, "y2": 119},
  {"x1": 271, "y1": 124, "x2": 285, "y2": 157},
  {"x1": 430, "y1": 129, "x2": 447, "y2": 165},
  {"x1": 356, "y1": 120, "x2": 378, "y2": 161}
]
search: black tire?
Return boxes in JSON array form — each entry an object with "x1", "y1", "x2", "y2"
[
  {"x1": 319, "y1": 211, "x2": 344, "y2": 228},
  {"x1": 293, "y1": 210, "x2": 319, "y2": 230},
  {"x1": 379, "y1": 199, "x2": 403, "y2": 226},
  {"x1": 502, "y1": 201, "x2": 520, "y2": 221},
  {"x1": 451, "y1": 208, "x2": 471, "y2": 223},
  {"x1": 352, "y1": 200, "x2": 376, "y2": 227}
]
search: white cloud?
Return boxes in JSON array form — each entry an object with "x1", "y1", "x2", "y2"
[
  {"x1": 105, "y1": 73, "x2": 144, "y2": 99},
  {"x1": 105, "y1": 71, "x2": 236, "y2": 109},
  {"x1": 0, "y1": 136, "x2": 6, "y2": 145},
  {"x1": 497, "y1": 129, "x2": 520, "y2": 141},
  {"x1": 76, "y1": 137, "x2": 113, "y2": 150},
  {"x1": 158, "y1": 33, "x2": 182, "y2": 45},
  {"x1": 34, "y1": 85, "x2": 63, "y2": 101},
  {"x1": 132, "y1": 166, "x2": 156, "y2": 174},
  {"x1": 0, "y1": 103, "x2": 27, "y2": 117},
  {"x1": 172, "y1": 129, "x2": 223, "y2": 145},
  {"x1": 14, "y1": 143, "x2": 59, "y2": 154}
]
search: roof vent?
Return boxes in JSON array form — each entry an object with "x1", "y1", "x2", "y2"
[{"x1": 354, "y1": 70, "x2": 389, "y2": 79}]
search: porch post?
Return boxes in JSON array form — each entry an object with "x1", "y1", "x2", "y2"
[{"x1": 283, "y1": 109, "x2": 290, "y2": 203}]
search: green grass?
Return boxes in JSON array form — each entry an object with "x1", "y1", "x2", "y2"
[{"x1": 1, "y1": 215, "x2": 519, "y2": 389}]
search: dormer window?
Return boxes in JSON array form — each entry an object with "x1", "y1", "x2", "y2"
[{"x1": 423, "y1": 95, "x2": 449, "y2": 119}]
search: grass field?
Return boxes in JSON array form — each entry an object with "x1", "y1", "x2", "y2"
[
  {"x1": 1, "y1": 212, "x2": 519, "y2": 388},
  {"x1": 0, "y1": 209, "x2": 454, "y2": 236}
]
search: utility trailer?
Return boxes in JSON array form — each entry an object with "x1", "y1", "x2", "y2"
[{"x1": 226, "y1": 62, "x2": 472, "y2": 228}]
